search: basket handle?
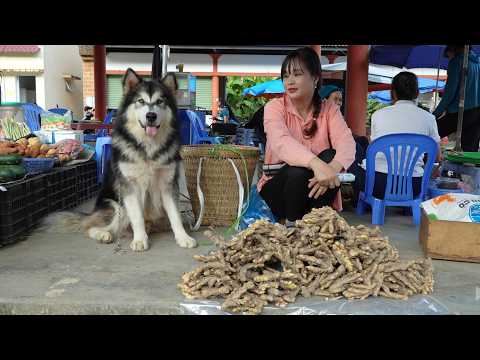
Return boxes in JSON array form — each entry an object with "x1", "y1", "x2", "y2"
[{"x1": 191, "y1": 157, "x2": 244, "y2": 231}]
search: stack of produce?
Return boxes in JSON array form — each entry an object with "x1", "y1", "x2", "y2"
[
  {"x1": 179, "y1": 207, "x2": 434, "y2": 315},
  {"x1": 0, "y1": 153, "x2": 26, "y2": 182},
  {"x1": 0, "y1": 138, "x2": 83, "y2": 164},
  {"x1": 0, "y1": 118, "x2": 31, "y2": 140},
  {"x1": 14, "y1": 137, "x2": 56, "y2": 158}
]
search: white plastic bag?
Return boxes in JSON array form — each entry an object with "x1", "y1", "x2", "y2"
[{"x1": 421, "y1": 193, "x2": 480, "y2": 223}]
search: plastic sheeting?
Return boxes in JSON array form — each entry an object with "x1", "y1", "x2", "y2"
[{"x1": 179, "y1": 295, "x2": 451, "y2": 315}]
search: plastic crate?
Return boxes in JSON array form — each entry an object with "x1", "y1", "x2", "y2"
[
  {"x1": 0, "y1": 217, "x2": 30, "y2": 247},
  {"x1": 0, "y1": 174, "x2": 47, "y2": 247},
  {"x1": 22, "y1": 158, "x2": 55, "y2": 175},
  {"x1": 48, "y1": 183, "x2": 77, "y2": 212},
  {"x1": 0, "y1": 174, "x2": 46, "y2": 216},
  {"x1": 45, "y1": 167, "x2": 77, "y2": 212},
  {"x1": 76, "y1": 183, "x2": 99, "y2": 206},
  {"x1": 75, "y1": 160, "x2": 98, "y2": 206}
]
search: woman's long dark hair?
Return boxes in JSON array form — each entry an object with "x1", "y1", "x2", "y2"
[{"x1": 281, "y1": 47, "x2": 322, "y2": 138}]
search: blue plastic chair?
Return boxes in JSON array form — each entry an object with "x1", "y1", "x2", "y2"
[
  {"x1": 95, "y1": 136, "x2": 112, "y2": 184},
  {"x1": 179, "y1": 110, "x2": 222, "y2": 145},
  {"x1": 84, "y1": 110, "x2": 115, "y2": 142},
  {"x1": 356, "y1": 133, "x2": 438, "y2": 225},
  {"x1": 22, "y1": 103, "x2": 44, "y2": 131}
]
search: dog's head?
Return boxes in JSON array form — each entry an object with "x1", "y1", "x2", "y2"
[{"x1": 119, "y1": 68, "x2": 178, "y2": 138}]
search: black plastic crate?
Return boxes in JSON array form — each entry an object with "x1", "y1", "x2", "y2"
[
  {"x1": 0, "y1": 217, "x2": 30, "y2": 247},
  {"x1": 0, "y1": 180, "x2": 27, "y2": 214},
  {"x1": 75, "y1": 160, "x2": 97, "y2": 178},
  {"x1": 74, "y1": 160, "x2": 98, "y2": 206},
  {"x1": 76, "y1": 183, "x2": 99, "y2": 206},
  {"x1": 48, "y1": 183, "x2": 76, "y2": 212},
  {"x1": 0, "y1": 175, "x2": 46, "y2": 219},
  {"x1": 26, "y1": 198, "x2": 49, "y2": 227}
]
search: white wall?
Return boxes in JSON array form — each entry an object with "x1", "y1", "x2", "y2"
[
  {"x1": 43, "y1": 45, "x2": 83, "y2": 119},
  {"x1": 107, "y1": 52, "x2": 213, "y2": 73},
  {"x1": 0, "y1": 47, "x2": 44, "y2": 72},
  {"x1": 0, "y1": 46, "x2": 44, "y2": 104},
  {"x1": 1, "y1": 75, "x2": 17, "y2": 102},
  {"x1": 35, "y1": 74, "x2": 46, "y2": 109},
  {"x1": 106, "y1": 52, "x2": 287, "y2": 75},
  {"x1": 218, "y1": 54, "x2": 284, "y2": 74}
]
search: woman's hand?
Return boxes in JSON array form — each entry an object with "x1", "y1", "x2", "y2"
[
  {"x1": 309, "y1": 157, "x2": 341, "y2": 189},
  {"x1": 308, "y1": 178, "x2": 328, "y2": 199}
]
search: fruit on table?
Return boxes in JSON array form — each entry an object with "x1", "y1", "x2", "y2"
[
  {"x1": 0, "y1": 164, "x2": 26, "y2": 182},
  {"x1": 28, "y1": 137, "x2": 41, "y2": 147},
  {"x1": 0, "y1": 153, "x2": 22, "y2": 165}
]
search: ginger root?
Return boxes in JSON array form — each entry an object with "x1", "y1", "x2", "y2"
[{"x1": 178, "y1": 207, "x2": 434, "y2": 314}]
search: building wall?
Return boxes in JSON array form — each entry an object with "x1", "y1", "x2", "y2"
[
  {"x1": 1, "y1": 75, "x2": 18, "y2": 102},
  {"x1": 82, "y1": 56, "x2": 94, "y2": 106},
  {"x1": 43, "y1": 45, "x2": 84, "y2": 119},
  {"x1": 217, "y1": 54, "x2": 283, "y2": 74},
  {"x1": 106, "y1": 52, "x2": 214, "y2": 73},
  {"x1": 35, "y1": 74, "x2": 46, "y2": 109},
  {"x1": 0, "y1": 46, "x2": 44, "y2": 104},
  {"x1": 0, "y1": 47, "x2": 44, "y2": 72}
]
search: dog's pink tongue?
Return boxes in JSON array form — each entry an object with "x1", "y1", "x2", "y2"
[{"x1": 146, "y1": 126, "x2": 158, "y2": 137}]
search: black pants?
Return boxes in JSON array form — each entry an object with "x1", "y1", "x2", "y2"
[
  {"x1": 436, "y1": 107, "x2": 480, "y2": 152},
  {"x1": 259, "y1": 149, "x2": 340, "y2": 222},
  {"x1": 353, "y1": 167, "x2": 423, "y2": 201}
]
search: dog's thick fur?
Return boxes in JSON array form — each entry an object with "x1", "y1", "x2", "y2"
[{"x1": 47, "y1": 68, "x2": 196, "y2": 251}]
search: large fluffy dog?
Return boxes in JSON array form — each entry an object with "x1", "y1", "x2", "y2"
[{"x1": 73, "y1": 68, "x2": 196, "y2": 251}]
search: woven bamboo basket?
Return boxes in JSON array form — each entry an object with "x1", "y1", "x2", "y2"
[{"x1": 181, "y1": 145, "x2": 260, "y2": 227}]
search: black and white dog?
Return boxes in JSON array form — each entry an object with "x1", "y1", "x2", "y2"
[{"x1": 79, "y1": 68, "x2": 196, "y2": 251}]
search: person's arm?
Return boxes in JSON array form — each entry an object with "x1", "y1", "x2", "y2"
[
  {"x1": 263, "y1": 100, "x2": 316, "y2": 167},
  {"x1": 307, "y1": 104, "x2": 355, "y2": 198},
  {"x1": 327, "y1": 105, "x2": 357, "y2": 173},
  {"x1": 429, "y1": 115, "x2": 443, "y2": 162},
  {"x1": 433, "y1": 57, "x2": 461, "y2": 117},
  {"x1": 370, "y1": 110, "x2": 380, "y2": 141}
]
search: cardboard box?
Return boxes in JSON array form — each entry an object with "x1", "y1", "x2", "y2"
[{"x1": 419, "y1": 208, "x2": 480, "y2": 263}]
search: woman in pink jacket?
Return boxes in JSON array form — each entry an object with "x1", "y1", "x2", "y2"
[{"x1": 257, "y1": 47, "x2": 356, "y2": 227}]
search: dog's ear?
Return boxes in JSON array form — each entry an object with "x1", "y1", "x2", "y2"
[
  {"x1": 122, "y1": 68, "x2": 142, "y2": 94},
  {"x1": 161, "y1": 72, "x2": 178, "y2": 95}
]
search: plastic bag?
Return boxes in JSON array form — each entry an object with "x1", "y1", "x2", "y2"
[
  {"x1": 422, "y1": 193, "x2": 480, "y2": 223},
  {"x1": 179, "y1": 295, "x2": 451, "y2": 315},
  {"x1": 238, "y1": 186, "x2": 276, "y2": 230}
]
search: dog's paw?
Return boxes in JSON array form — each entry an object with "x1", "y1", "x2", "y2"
[
  {"x1": 130, "y1": 236, "x2": 149, "y2": 252},
  {"x1": 93, "y1": 230, "x2": 113, "y2": 244},
  {"x1": 176, "y1": 234, "x2": 197, "y2": 248}
]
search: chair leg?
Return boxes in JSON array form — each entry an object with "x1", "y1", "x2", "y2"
[
  {"x1": 412, "y1": 203, "x2": 421, "y2": 226},
  {"x1": 371, "y1": 200, "x2": 385, "y2": 225},
  {"x1": 356, "y1": 197, "x2": 367, "y2": 215}
]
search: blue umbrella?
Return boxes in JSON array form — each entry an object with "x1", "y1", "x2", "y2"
[
  {"x1": 369, "y1": 45, "x2": 480, "y2": 69},
  {"x1": 242, "y1": 79, "x2": 284, "y2": 96},
  {"x1": 369, "y1": 78, "x2": 446, "y2": 104}
]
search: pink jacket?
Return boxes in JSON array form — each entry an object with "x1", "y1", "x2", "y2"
[{"x1": 257, "y1": 95, "x2": 356, "y2": 211}]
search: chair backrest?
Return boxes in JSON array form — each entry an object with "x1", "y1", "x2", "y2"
[
  {"x1": 188, "y1": 110, "x2": 210, "y2": 144},
  {"x1": 365, "y1": 133, "x2": 438, "y2": 201},
  {"x1": 97, "y1": 110, "x2": 115, "y2": 137}
]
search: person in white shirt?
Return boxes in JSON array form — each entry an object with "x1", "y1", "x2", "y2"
[{"x1": 353, "y1": 71, "x2": 441, "y2": 203}]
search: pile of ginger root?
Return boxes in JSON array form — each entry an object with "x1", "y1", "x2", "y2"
[{"x1": 178, "y1": 207, "x2": 434, "y2": 315}]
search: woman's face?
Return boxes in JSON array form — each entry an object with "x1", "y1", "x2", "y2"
[
  {"x1": 328, "y1": 91, "x2": 343, "y2": 107},
  {"x1": 282, "y1": 60, "x2": 318, "y2": 102}
]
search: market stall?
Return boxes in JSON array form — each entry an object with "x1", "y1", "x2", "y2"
[{"x1": 0, "y1": 104, "x2": 98, "y2": 247}]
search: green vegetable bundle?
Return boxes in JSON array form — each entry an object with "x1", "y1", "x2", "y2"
[{"x1": 0, "y1": 117, "x2": 31, "y2": 141}]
